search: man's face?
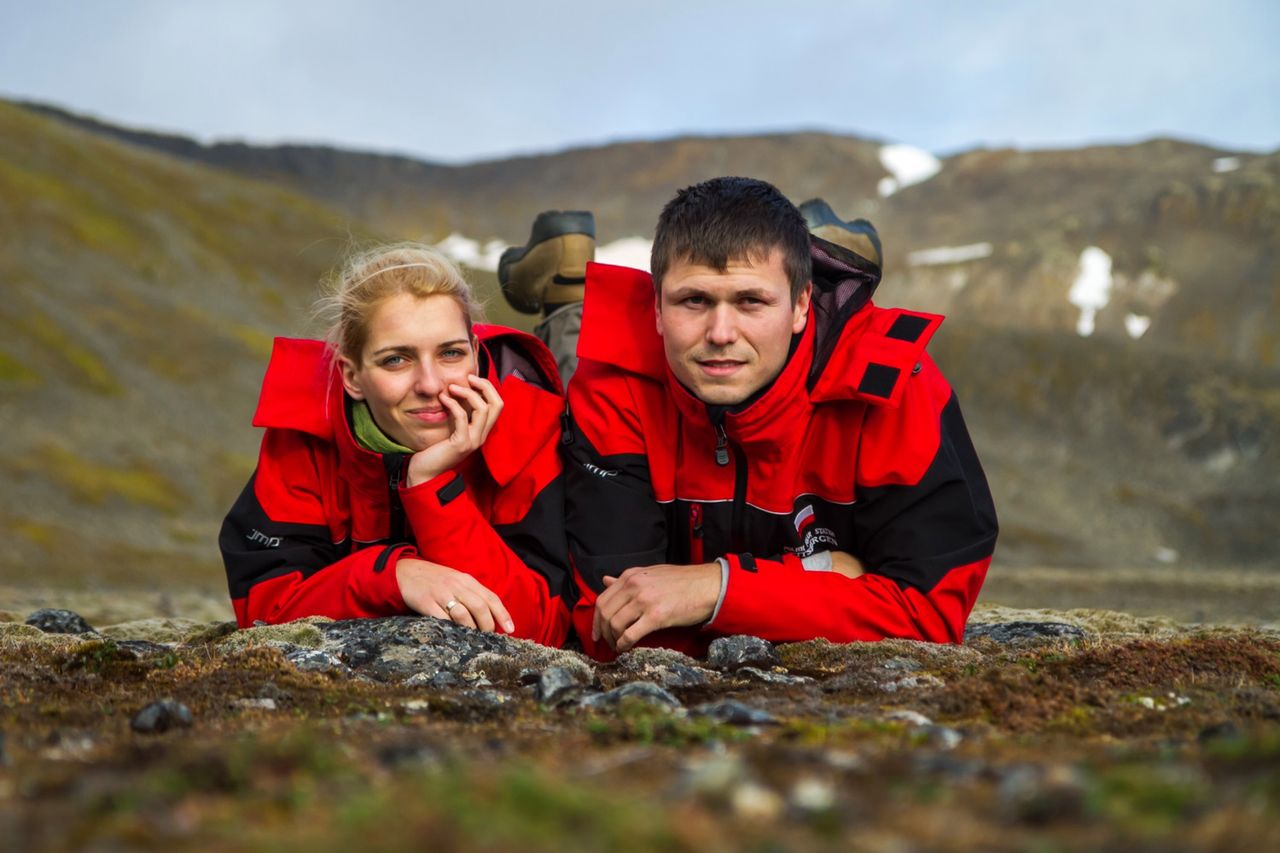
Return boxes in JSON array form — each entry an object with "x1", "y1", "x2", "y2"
[{"x1": 656, "y1": 248, "x2": 811, "y2": 406}]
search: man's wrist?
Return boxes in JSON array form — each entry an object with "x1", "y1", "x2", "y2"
[{"x1": 705, "y1": 557, "x2": 729, "y2": 626}]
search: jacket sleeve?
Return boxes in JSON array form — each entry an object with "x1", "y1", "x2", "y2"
[
  {"x1": 219, "y1": 428, "x2": 409, "y2": 628},
  {"x1": 708, "y1": 355, "x2": 998, "y2": 644},
  {"x1": 562, "y1": 359, "x2": 673, "y2": 658},
  {"x1": 398, "y1": 433, "x2": 572, "y2": 648}
]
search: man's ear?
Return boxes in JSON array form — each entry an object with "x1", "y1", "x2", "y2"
[
  {"x1": 792, "y1": 282, "x2": 813, "y2": 333},
  {"x1": 654, "y1": 290, "x2": 664, "y2": 338},
  {"x1": 338, "y1": 356, "x2": 365, "y2": 400}
]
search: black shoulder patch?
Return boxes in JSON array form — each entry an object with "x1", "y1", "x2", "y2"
[
  {"x1": 857, "y1": 363, "x2": 901, "y2": 399},
  {"x1": 886, "y1": 313, "x2": 931, "y2": 343}
]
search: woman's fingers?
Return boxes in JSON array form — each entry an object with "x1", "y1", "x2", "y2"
[{"x1": 439, "y1": 391, "x2": 471, "y2": 439}]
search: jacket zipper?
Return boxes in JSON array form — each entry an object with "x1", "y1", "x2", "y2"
[
  {"x1": 385, "y1": 455, "x2": 408, "y2": 543},
  {"x1": 689, "y1": 502, "x2": 705, "y2": 563},
  {"x1": 710, "y1": 412, "x2": 748, "y2": 551}
]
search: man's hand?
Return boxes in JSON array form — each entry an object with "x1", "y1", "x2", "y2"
[
  {"x1": 829, "y1": 551, "x2": 865, "y2": 578},
  {"x1": 592, "y1": 562, "x2": 722, "y2": 653}
]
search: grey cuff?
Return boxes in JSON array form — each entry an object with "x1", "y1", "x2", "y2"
[
  {"x1": 706, "y1": 556, "x2": 730, "y2": 626},
  {"x1": 801, "y1": 550, "x2": 834, "y2": 572}
]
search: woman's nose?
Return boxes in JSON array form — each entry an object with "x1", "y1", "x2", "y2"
[{"x1": 413, "y1": 364, "x2": 444, "y2": 396}]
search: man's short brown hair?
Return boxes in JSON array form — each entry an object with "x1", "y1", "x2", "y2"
[{"x1": 650, "y1": 177, "x2": 812, "y2": 303}]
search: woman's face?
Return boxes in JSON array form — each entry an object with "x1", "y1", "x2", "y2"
[{"x1": 339, "y1": 292, "x2": 477, "y2": 452}]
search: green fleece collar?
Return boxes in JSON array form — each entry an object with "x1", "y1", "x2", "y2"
[{"x1": 351, "y1": 400, "x2": 414, "y2": 455}]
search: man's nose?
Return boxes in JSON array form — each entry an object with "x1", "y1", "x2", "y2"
[{"x1": 705, "y1": 304, "x2": 739, "y2": 346}]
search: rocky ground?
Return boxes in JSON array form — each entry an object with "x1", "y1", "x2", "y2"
[{"x1": 1, "y1": 603, "x2": 1278, "y2": 851}]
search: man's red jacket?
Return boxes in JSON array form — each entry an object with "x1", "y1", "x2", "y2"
[
  {"x1": 219, "y1": 325, "x2": 572, "y2": 647},
  {"x1": 564, "y1": 239, "x2": 998, "y2": 660}
]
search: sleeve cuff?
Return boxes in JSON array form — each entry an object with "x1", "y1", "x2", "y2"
[{"x1": 356, "y1": 544, "x2": 415, "y2": 613}]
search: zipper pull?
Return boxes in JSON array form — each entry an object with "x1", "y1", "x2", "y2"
[{"x1": 714, "y1": 424, "x2": 730, "y2": 466}]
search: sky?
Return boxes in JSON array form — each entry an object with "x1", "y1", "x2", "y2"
[{"x1": 1, "y1": 0, "x2": 1276, "y2": 164}]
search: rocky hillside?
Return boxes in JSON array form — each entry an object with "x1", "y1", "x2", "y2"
[{"x1": 3, "y1": 98, "x2": 1277, "y2": 594}]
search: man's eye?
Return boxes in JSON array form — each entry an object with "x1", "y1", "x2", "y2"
[{"x1": 683, "y1": 295, "x2": 707, "y2": 306}]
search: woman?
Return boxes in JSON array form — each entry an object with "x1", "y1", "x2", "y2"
[{"x1": 219, "y1": 244, "x2": 572, "y2": 646}]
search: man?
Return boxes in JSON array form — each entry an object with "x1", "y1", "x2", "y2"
[{"x1": 520, "y1": 177, "x2": 998, "y2": 660}]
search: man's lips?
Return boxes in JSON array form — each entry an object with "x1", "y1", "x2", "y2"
[{"x1": 695, "y1": 359, "x2": 745, "y2": 377}]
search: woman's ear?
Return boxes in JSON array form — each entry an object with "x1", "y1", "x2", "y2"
[{"x1": 338, "y1": 355, "x2": 365, "y2": 400}]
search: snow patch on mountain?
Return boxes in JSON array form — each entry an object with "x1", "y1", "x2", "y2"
[
  {"x1": 878, "y1": 144, "x2": 942, "y2": 197},
  {"x1": 1068, "y1": 247, "x2": 1114, "y2": 337},
  {"x1": 908, "y1": 243, "x2": 993, "y2": 266},
  {"x1": 596, "y1": 237, "x2": 653, "y2": 271},
  {"x1": 435, "y1": 234, "x2": 505, "y2": 272}
]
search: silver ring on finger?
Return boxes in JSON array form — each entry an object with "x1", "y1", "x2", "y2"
[{"x1": 445, "y1": 599, "x2": 459, "y2": 613}]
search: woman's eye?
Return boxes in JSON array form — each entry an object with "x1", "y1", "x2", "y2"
[
  {"x1": 380, "y1": 355, "x2": 407, "y2": 367},
  {"x1": 441, "y1": 348, "x2": 466, "y2": 359}
]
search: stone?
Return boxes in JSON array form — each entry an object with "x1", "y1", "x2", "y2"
[
  {"x1": 964, "y1": 621, "x2": 1087, "y2": 645},
  {"x1": 737, "y1": 666, "x2": 813, "y2": 686},
  {"x1": 880, "y1": 674, "x2": 946, "y2": 693},
  {"x1": 884, "y1": 709, "x2": 932, "y2": 727},
  {"x1": 401, "y1": 699, "x2": 432, "y2": 715},
  {"x1": 691, "y1": 699, "x2": 776, "y2": 726},
  {"x1": 536, "y1": 666, "x2": 586, "y2": 705},
  {"x1": 429, "y1": 671, "x2": 461, "y2": 688},
  {"x1": 461, "y1": 689, "x2": 513, "y2": 710},
  {"x1": 26, "y1": 609, "x2": 95, "y2": 635},
  {"x1": 881, "y1": 657, "x2": 923, "y2": 672},
  {"x1": 580, "y1": 681, "x2": 682, "y2": 710},
  {"x1": 923, "y1": 725, "x2": 963, "y2": 750},
  {"x1": 130, "y1": 699, "x2": 193, "y2": 734},
  {"x1": 1197, "y1": 721, "x2": 1241, "y2": 744},
  {"x1": 114, "y1": 639, "x2": 174, "y2": 659},
  {"x1": 997, "y1": 763, "x2": 1088, "y2": 824},
  {"x1": 731, "y1": 782, "x2": 784, "y2": 820},
  {"x1": 706, "y1": 635, "x2": 780, "y2": 670},
  {"x1": 285, "y1": 648, "x2": 346, "y2": 673},
  {"x1": 681, "y1": 752, "x2": 746, "y2": 797},
  {"x1": 789, "y1": 777, "x2": 836, "y2": 813},
  {"x1": 230, "y1": 697, "x2": 278, "y2": 712}
]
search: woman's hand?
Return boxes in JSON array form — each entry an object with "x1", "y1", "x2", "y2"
[
  {"x1": 395, "y1": 556, "x2": 515, "y2": 634},
  {"x1": 405, "y1": 375, "x2": 503, "y2": 486}
]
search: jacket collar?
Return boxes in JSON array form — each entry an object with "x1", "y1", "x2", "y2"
[{"x1": 252, "y1": 326, "x2": 562, "y2": 489}]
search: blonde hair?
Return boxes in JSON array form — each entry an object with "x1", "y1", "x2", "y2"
[{"x1": 316, "y1": 243, "x2": 484, "y2": 361}]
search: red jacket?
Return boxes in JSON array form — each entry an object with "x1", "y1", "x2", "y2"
[
  {"x1": 219, "y1": 325, "x2": 572, "y2": 646},
  {"x1": 564, "y1": 240, "x2": 998, "y2": 660}
]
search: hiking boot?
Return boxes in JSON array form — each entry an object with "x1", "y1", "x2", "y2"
[
  {"x1": 799, "y1": 198, "x2": 883, "y2": 269},
  {"x1": 499, "y1": 210, "x2": 596, "y2": 315}
]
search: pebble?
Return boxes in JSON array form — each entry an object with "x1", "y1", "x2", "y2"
[
  {"x1": 580, "y1": 681, "x2": 682, "y2": 710},
  {"x1": 690, "y1": 699, "x2": 777, "y2": 726},
  {"x1": 880, "y1": 674, "x2": 945, "y2": 692},
  {"x1": 229, "y1": 698, "x2": 277, "y2": 712},
  {"x1": 285, "y1": 648, "x2": 346, "y2": 673},
  {"x1": 25, "y1": 608, "x2": 95, "y2": 635},
  {"x1": 997, "y1": 763, "x2": 1088, "y2": 824},
  {"x1": 790, "y1": 777, "x2": 836, "y2": 813},
  {"x1": 706, "y1": 635, "x2": 780, "y2": 670},
  {"x1": 682, "y1": 752, "x2": 746, "y2": 797},
  {"x1": 429, "y1": 671, "x2": 461, "y2": 688},
  {"x1": 401, "y1": 699, "x2": 432, "y2": 715},
  {"x1": 731, "y1": 782, "x2": 784, "y2": 820},
  {"x1": 884, "y1": 709, "x2": 932, "y2": 727},
  {"x1": 881, "y1": 657, "x2": 923, "y2": 672},
  {"x1": 536, "y1": 666, "x2": 585, "y2": 705},
  {"x1": 923, "y1": 724, "x2": 963, "y2": 750},
  {"x1": 130, "y1": 699, "x2": 193, "y2": 734},
  {"x1": 1198, "y1": 721, "x2": 1241, "y2": 744},
  {"x1": 737, "y1": 666, "x2": 813, "y2": 686},
  {"x1": 964, "y1": 621, "x2": 1086, "y2": 644}
]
